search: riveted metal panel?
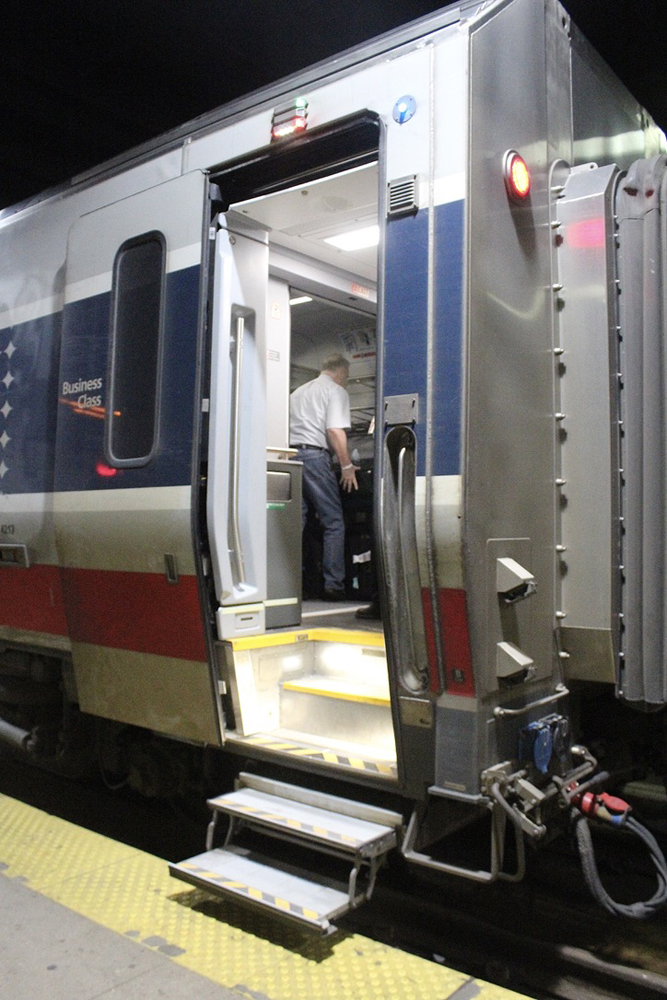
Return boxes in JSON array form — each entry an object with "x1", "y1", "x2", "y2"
[
  {"x1": 615, "y1": 156, "x2": 667, "y2": 706},
  {"x1": 553, "y1": 163, "x2": 618, "y2": 682},
  {"x1": 466, "y1": 0, "x2": 556, "y2": 722}
]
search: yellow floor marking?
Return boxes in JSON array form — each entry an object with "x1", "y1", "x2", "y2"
[{"x1": 0, "y1": 794, "x2": 533, "y2": 1000}]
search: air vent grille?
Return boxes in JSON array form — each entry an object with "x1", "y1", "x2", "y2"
[{"x1": 388, "y1": 175, "x2": 418, "y2": 217}]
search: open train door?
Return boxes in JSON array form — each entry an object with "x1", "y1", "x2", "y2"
[
  {"x1": 205, "y1": 210, "x2": 269, "y2": 640},
  {"x1": 53, "y1": 171, "x2": 223, "y2": 745}
]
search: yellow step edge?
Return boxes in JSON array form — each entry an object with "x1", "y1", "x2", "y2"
[
  {"x1": 229, "y1": 627, "x2": 385, "y2": 651},
  {"x1": 282, "y1": 678, "x2": 391, "y2": 706}
]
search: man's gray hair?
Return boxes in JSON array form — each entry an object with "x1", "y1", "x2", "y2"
[{"x1": 321, "y1": 352, "x2": 350, "y2": 374}]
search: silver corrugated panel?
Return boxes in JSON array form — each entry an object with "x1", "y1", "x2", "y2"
[{"x1": 615, "y1": 154, "x2": 667, "y2": 707}]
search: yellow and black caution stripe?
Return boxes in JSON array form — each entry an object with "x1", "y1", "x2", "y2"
[
  {"x1": 229, "y1": 802, "x2": 360, "y2": 846},
  {"x1": 178, "y1": 862, "x2": 321, "y2": 923},
  {"x1": 238, "y1": 734, "x2": 397, "y2": 778}
]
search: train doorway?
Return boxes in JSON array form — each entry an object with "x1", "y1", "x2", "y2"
[{"x1": 204, "y1": 120, "x2": 398, "y2": 781}]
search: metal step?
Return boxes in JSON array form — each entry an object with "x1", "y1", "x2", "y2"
[
  {"x1": 205, "y1": 772, "x2": 400, "y2": 856},
  {"x1": 171, "y1": 773, "x2": 404, "y2": 933},
  {"x1": 278, "y1": 676, "x2": 395, "y2": 753},
  {"x1": 170, "y1": 848, "x2": 351, "y2": 934}
]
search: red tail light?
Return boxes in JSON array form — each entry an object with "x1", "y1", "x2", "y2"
[{"x1": 504, "y1": 150, "x2": 531, "y2": 202}]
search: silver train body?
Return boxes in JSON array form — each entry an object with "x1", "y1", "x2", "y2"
[{"x1": 1, "y1": 0, "x2": 666, "y2": 921}]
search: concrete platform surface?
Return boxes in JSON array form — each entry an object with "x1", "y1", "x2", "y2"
[
  {"x1": 1, "y1": 874, "x2": 237, "y2": 999},
  {"x1": 0, "y1": 792, "x2": 534, "y2": 1000}
]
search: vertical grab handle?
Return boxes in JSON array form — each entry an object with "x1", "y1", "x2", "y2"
[
  {"x1": 207, "y1": 223, "x2": 267, "y2": 618},
  {"x1": 396, "y1": 445, "x2": 417, "y2": 660},
  {"x1": 381, "y1": 426, "x2": 430, "y2": 693},
  {"x1": 229, "y1": 308, "x2": 249, "y2": 586}
]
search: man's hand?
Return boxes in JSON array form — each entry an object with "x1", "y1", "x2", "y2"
[
  {"x1": 340, "y1": 464, "x2": 360, "y2": 492},
  {"x1": 327, "y1": 427, "x2": 359, "y2": 492}
]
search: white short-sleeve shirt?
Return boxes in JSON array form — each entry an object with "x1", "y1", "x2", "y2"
[{"x1": 289, "y1": 373, "x2": 351, "y2": 449}]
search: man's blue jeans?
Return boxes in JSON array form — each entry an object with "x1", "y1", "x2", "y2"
[{"x1": 296, "y1": 448, "x2": 345, "y2": 591}]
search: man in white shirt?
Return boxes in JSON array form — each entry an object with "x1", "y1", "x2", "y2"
[{"x1": 290, "y1": 353, "x2": 358, "y2": 599}]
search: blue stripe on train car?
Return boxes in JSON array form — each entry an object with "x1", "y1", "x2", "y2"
[
  {"x1": 0, "y1": 310, "x2": 61, "y2": 495},
  {"x1": 55, "y1": 264, "x2": 200, "y2": 492},
  {"x1": 383, "y1": 199, "x2": 464, "y2": 478}
]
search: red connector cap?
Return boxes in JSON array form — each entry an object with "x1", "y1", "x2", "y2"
[{"x1": 576, "y1": 791, "x2": 631, "y2": 825}]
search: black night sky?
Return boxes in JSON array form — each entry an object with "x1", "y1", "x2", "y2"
[{"x1": 1, "y1": 0, "x2": 666, "y2": 208}]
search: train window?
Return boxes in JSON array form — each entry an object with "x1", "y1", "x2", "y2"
[{"x1": 107, "y1": 231, "x2": 166, "y2": 466}]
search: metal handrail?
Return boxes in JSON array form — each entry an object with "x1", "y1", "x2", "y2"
[{"x1": 228, "y1": 311, "x2": 247, "y2": 585}]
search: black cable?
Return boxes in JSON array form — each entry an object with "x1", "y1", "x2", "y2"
[{"x1": 573, "y1": 809, "x2": 667, "y2": 918}]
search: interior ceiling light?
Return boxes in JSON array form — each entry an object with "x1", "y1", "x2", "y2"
[
  {"x1": 289, "y1": 295, "x2": 312, "y2": 305},
  {"x1": 324, "y1": 225, "x2": 379, "y2": 252}
]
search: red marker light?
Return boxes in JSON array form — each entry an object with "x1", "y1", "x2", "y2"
[
  {"x1": 504, "y1": 150, "x2": 531, "y2": 202},
  {"x1": 271, "y1": 97, "x2": 308, "y2": 142},
  {"x1": 96, "y1": 461, "x2": 117, "y2": 478}
]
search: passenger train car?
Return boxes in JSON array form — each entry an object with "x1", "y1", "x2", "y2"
[{"x1": 2, "y1": 0, "x2": 667, "y2": 930}]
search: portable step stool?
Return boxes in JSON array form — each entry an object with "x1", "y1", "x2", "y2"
[{"x1": 170, "y1": 772, "x2": 404, "y2": 934}]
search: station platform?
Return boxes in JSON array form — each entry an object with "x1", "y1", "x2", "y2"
[{"x1": 0, "y1": 792, "x2": 533, "y2": 1000}]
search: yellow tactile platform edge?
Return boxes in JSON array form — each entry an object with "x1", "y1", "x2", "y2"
[{"x1": 0, "y1": 793, "x2": 532, "y2": 1000}]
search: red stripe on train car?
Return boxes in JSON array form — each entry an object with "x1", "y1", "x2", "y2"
[
  {"x1": 60, "y1": 567, "x2": 208, "y2": 662},
  {"x1": 439, "y1": 588, "x2": 475, "y2": 696},
  {"x1": 0, "y1": 563, "x2": 69, "y2": 637},
  {"x1": 422, "y1": 587, "x2": 475, "y2": 696}
]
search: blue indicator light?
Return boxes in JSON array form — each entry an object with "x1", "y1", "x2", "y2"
[{"x1": 393, "y1": 95, "x2": 416, "y2": 125}]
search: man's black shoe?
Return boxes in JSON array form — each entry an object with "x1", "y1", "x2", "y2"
[
  {"x1": 356, "y1": 600, "x2": 380, "y2": 620},
  {"x1": 322, "y1": 588, "x2": 347, "y2": 601}
]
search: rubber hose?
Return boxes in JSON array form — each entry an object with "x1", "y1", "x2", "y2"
[{"x1": 573, "y1": 809, "x2": 667, "y2": 918}]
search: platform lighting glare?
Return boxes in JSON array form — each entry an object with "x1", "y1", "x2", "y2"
[
  {"x1": 289, "y1": 295, "x2": 312, "y2": 306},
  {"x1": 324, "y1": 225, "x2": 380, "y2": 252}
]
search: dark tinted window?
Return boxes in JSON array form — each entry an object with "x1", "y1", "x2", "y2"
[{"x1": 108, "y1": 232, "x2": 165, "y2": 464}]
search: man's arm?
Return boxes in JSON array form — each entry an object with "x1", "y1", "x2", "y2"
[{"x1": 326, "y1": 427, "x2": 359, "y2": 492}]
